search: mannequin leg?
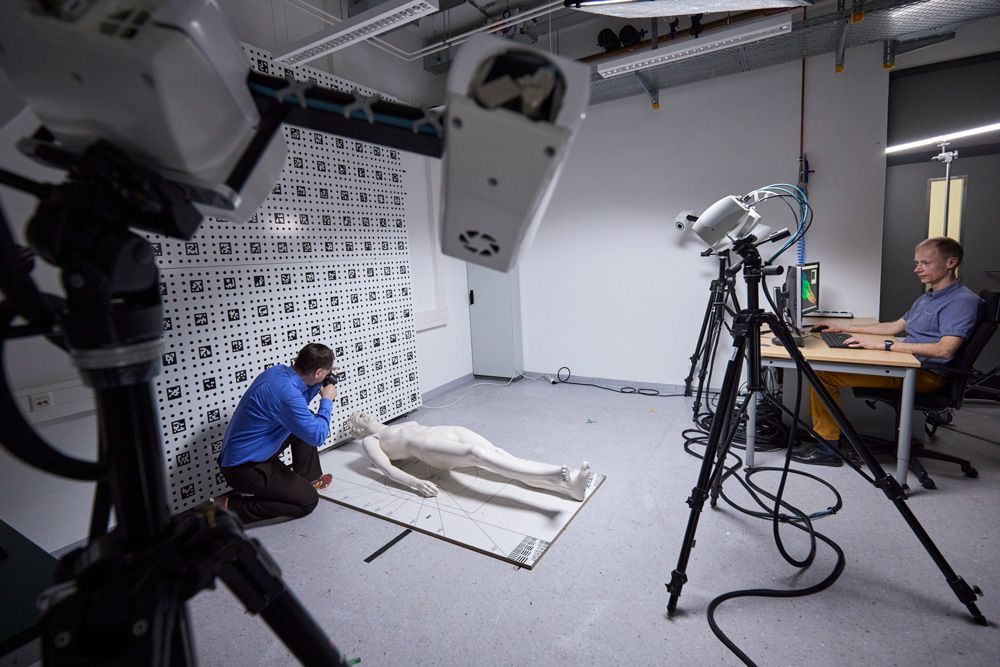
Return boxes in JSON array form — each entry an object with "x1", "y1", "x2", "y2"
[{"x1": 470, "y1": 446, "x2": 590, "y2": 500}]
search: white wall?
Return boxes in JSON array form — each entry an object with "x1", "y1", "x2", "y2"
[
  {"x1": 404, "y1": 155, "x2": 474, "y2": 395},
  {"x1": 518, "y1": 17, "x2": 1000, "y2": 387},
  {"x1": 797, "y1": 42, "x2": 889, "y2": 316},
  {"x1": 520, "y1": 58, "x2": 810, "y2": 385}
]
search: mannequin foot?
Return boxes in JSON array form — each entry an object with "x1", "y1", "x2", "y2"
[{"x1": 569, "y1": 461, "x2": 591, "y2": 501}]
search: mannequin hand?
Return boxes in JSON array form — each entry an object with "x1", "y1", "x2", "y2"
[{"x1": 411, "y1": 479, "x2": 439, "y2": 497}]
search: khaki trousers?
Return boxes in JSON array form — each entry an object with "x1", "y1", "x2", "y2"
[{"x1": 807, "y1": 370, "x2": 947, "y2": 442}]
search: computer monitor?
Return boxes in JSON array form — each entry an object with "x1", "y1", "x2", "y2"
[{"x1": 783, "y1": 262, "x2": 820, "y2": 332}]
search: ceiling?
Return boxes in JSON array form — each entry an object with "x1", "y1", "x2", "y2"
[
  {"x1": 585, "y1": 0, "x2": 1000, "y2": 106},
  {"x1": 363, "y1": 0, "x2": 1000, "y2": 105}
]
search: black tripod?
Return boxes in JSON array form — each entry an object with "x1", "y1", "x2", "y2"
[
  {"x1": 0, "y1": 143, "x2": 346, "y2": 665},
  {"x1": 665, "y1": 235, "x2": 986, "y2": 626},
  {"x1": 683, "y1": 250, "x2": 740, "y2": 420}
]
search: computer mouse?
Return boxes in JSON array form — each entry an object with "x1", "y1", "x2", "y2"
[{"x1": 810, "y1": 324, "x2": 830, "y2": 332}]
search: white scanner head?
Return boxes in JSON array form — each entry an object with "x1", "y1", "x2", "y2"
[{"x1": 439, "y1": 35, "x2": 589, "y2": 272}]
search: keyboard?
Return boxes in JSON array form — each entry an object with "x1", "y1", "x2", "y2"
[{"x1": 821, "y1": 332, "x2": 854, "y2": 349}]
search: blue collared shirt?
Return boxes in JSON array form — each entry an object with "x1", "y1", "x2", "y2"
[
  {"x1": 220, "y1": 365, "x2": 333, "y2": 466},
  {"x1": 902, "y1": 280, "x2": 983, "y2": 366}
]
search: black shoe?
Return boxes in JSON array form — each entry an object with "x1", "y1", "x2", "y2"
[
  {"x1": 839, "y1": 447, "x2": 864, "y2": 468},
  {"x1": 790, "y1": 444, "x2": 843, "y2": 467}
]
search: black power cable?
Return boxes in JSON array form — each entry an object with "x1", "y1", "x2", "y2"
[
  {"x1": 681, "y1": 364, "x2": 848, "y2": 666},
  {"x1": 555, "y1": 366, "x2": 686, "y2": 397}
]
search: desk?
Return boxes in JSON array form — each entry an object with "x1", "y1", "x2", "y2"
[{"x1": 748, "y1": 328, "x2": 921, "y2": 486}]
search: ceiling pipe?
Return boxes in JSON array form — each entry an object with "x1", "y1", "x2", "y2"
[
  {"x1": 579, "y1": 8, "x2": 786, "y2": 65},
  {"x1": 285, "y1": 0, "x2": 565, "y2": 63},
  {"x1": 382, "y1": 0, "x2": 565, "y2": 60}
]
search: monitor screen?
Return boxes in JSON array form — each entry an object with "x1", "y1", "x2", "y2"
[
  {"x1": 799, "y1": 262, "x2": 819, "y2": 316},
  {"x1": 781, "y1": 262, "x2": 820, "y2": 332}
]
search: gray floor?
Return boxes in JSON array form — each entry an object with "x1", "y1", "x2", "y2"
[{"x1": 188, "y1": 377, "x2": 1000, "y2": 666}]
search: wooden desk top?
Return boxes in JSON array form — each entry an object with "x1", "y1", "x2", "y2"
[{"x1": 760, "y1": 327, "x2": 921, "y2": 369}]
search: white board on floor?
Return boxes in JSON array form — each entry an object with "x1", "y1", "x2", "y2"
[{"x1": 317, "y1": 442, "x2": 604, "y2": 568}]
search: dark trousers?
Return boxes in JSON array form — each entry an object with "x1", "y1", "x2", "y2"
[{"x1": 220, "y1": 435, "x2": 324, "y2": 524}]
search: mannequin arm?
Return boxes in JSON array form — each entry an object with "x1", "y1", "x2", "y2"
[{"x1": 360, "y1": 436, "x2": 438, "y2": 497}]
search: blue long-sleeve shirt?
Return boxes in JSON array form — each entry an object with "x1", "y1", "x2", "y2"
[{"x1": 220, "y1": 365, "x2": 333, "y2": 466}]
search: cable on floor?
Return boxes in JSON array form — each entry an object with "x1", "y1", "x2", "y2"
[
  {"x1": 554, "y1": 367, "x2": 687, "y2": 397},
  {"x1": 687, "y1": 371, "x2": 789, "y2": 455},
  {"x1": 679, "y1": 364, "x2": 848, "y2": 666},
  {"x1": 419, "y1": 374, "x2": 522, "y2": 409},
  {"x1": 419, "y1": 372, "x2": 560, "y2": 409}
]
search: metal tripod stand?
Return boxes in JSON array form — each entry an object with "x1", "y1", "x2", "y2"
[
  {"x1": 683, "y1": 250, "x2": 741, "y2": 420},
  {"x1": 665, "y1": 235, "x2": 986, "y2": 626},
  {"x1": 0, "y1": 144, "x2": 347, "y2": 666}
]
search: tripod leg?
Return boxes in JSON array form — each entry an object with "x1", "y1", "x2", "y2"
[
  {"x1": 769, "y1": 316, "x2": 987, "y2": 625},
  {"x1": 668, "y1": 325, "x2": 749, "y2": 614},
  {"x1": 88, "y1": 480, "x2": 112, "y2": 540},
  {"x1": 215, "y1": 519, "x2": 347, "y2": 666},
  {"x1": 709, "y1": 392, "x2": 750, "y2": 507},
  {"x1": 171, "y1": 609, "x2": 197, "y2": 666},
  {"x1": 692, "y1": 310, "x2": 725, "y2": 419},
  {"x1": 684, "y1": 285, "x2": 718, "y2": 398}
]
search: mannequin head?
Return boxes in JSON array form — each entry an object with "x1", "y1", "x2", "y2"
[{"x1": 348, "y1": 412, "x2": 383, "y2": 438}]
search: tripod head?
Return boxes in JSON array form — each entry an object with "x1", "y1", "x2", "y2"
[
  {"x1": 0, "y1": 135, "x2": 203, "y2": 482},
  {"x1": 27, "y1": 140, "x2": 197, "y2": 364}
]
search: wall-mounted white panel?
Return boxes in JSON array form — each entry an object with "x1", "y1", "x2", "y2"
[{"x1": 148, "y1": 47, "x2": 420, "y2": 513}]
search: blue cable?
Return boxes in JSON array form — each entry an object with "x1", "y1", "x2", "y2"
[{"x1": 750, "y1": 184, "x2": 810, "y2": 265}]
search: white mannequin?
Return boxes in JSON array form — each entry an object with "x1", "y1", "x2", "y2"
[{"x1": 348, "y1": 412, "x2": 591, "y2": 501}]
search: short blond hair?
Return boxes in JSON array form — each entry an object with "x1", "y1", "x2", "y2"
[{"x1": 917, "y1": 237, "x2": 963, "y2": 266}]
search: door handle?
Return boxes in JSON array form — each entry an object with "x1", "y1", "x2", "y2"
[{"x1": 469, "y1": 289, "x2": 474, "y2": 305}]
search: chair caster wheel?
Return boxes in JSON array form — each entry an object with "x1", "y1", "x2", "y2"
[
  {"x1": 963, "y1": 466, "x2": 979, "y2": 478},
  {"x1": 921, "y1": 478, "x2": 937, "y2": 490}
]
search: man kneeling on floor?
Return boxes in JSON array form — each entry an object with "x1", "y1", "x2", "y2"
[{"x1": 217, "y1": 343, "x2": 338, "y2": 523}]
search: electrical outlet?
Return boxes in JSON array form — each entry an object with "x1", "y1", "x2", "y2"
[{"x1": 30, "y1": 392, "x2": 52, "y2": 410}]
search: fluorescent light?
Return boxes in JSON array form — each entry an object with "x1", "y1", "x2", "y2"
[
  {"x1": 884, "y1": 122, "x2": 1000, "y2": 154},
  {"x1": 276, "y1": 0, "x2": 439, "y2": 65},
  {"x1": 597, "y1": 13, "x2": 792, "y2": 78},
  {"x1": 567, "y1": 0, "x2": 810, "y2": 19}
]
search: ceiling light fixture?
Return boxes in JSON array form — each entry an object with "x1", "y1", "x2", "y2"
[
  {"x1": 275, "y1": 0, "x2": 439, "y2": 65},
  {"x1": 884, "y1": 121, "x2": 1000, "y2": 154},
  {"x1": 596, "y1": 13, "x2": 793, "y2": 78},
  {"x1": 564, "y1": 0, "x2": 810, "y2": 19}
]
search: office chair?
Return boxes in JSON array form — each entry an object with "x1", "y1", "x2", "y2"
[{"x1": 852, "y1": 288, "x2": 1000, "y2": 489}]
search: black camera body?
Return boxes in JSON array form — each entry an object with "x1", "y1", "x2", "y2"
[{"x1": 323, "y1": 373, "x2": 337, "y2": 387}]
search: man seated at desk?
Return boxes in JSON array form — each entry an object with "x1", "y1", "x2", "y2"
[{"x1": 794, "y1": 237, "x2": 983, "y2": 466}]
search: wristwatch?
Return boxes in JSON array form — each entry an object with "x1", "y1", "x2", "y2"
[{"x1": 884, "y1": 340, "x2": 894, "y2": 352}]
